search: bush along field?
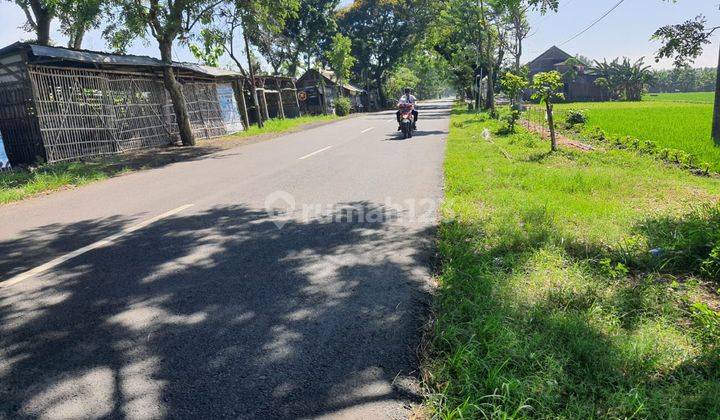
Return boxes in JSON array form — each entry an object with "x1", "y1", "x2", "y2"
[
  {"x1": 425, "y1": 107, "x2": 720, "y2": 418},
  {"x1": 551, "y1": 99, "x2": 719, "y2": 173}
]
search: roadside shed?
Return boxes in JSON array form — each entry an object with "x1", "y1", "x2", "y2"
[
  {"x1": 296, "y1": 69, "x2": 367, "y2": 115},
  {"x1": 0, "y1": 42, "x2": 245, "y2": 165},
  {"x1": 524, "y1": 46, "x2": 604, "y2": 102}
]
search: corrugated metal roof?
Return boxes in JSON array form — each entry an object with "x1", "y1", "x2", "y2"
[
  {"x1": 174, "y1": 62, "x2": 243, "y2": 77},
  {"x1": 0, "y1": 42, "x2": 245, "y2": 78},
  {"x1": 297, "y1": 69, "x2": 365, "y2": 93},
  {"x1": 28, "y1": 43, "x2": 165, "y2": 67},
  {"x1": 344, "y1": 83, "x2": 364, "y2": 93}
]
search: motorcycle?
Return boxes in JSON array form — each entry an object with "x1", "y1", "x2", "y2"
[{"x1": 398, "y1": 103, "x2": 415, "y2": 139}]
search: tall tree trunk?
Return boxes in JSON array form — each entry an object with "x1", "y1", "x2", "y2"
[
  {"x1": 713, "y1": 43, "x2": 720, "y2": 144},
  {"x1": 376, "y1": 75, "x2": 386, "y2": 109},
  {"x1": 485, "y1": 65, "x2": 495, "y2": 113},
  {"x1": 288, "y1": 50, "x2": 300, "y2": 78},
  {"x1": 30, "y1": 0, "x2": 52, "y2": 46},
  {"x1": 243, "y1": 28, "x2": 263, "y2": 128},
  {"x1": 69, "y1": 28, "x2": 85, "y2": 49},
  {"x1": 546, "y1": 102, "x2": 557, "y2": 151},
  {"x1": 159, "y1": 40, "x2": 195, "y2": 146},
  {"x1": 475, "y1": 68, "x2": 482, "y2": 110}
]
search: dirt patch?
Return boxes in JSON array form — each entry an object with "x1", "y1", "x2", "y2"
[{"x1": 522, "y1": 119, "x2": 594, "y2": 152}]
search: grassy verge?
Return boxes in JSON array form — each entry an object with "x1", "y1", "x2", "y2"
[
  {"x1": 229, "y1": 114, "x2": 338, "y2": 138},
  {"x1": 0, "y1": 114, "x2": 339, "y2": 204},
  {"x1": 425, "y1": 108, "x2": 720, "y2": 418}
]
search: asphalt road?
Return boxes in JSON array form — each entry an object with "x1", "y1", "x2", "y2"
[{"x1": 0, "y1": 100, "x2": 450, "y2": 419}]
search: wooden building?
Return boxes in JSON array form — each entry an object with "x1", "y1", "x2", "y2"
[
  {"x1": 296, "y1": 69, "x2": 367, "y2": 115},
  {"x1": 525, "y1": 46, "x2": 604, "y2": 102},
  {"x1": 0, "y1": 42, "x2": 301, "y2": 166}
]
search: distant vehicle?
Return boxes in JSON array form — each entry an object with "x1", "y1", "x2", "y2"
[{"x1": 398, "y1": 103, "x2": 415, "y2": 139}]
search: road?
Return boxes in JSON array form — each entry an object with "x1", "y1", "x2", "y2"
[{"x1": 0, "y1": 100, "x2": 450, "y2": 419}]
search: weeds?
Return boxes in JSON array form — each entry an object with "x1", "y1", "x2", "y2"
[{"x1": 426, "y1": 107, "x2": 720, "y2": 418}]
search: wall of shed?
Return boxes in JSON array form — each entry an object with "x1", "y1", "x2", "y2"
[
  {"x1": 23, "y1": 65, "x2": 238, "y2": 163},
  {"x1": 0, "y1": 52, "x2": 45, "y2": 164}
]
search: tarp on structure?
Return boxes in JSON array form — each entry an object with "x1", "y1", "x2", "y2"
[
  {"x1": 0, "y1": 133, "x2": 10, "y2": 169},
  {"x1": 216, "y1": 83, "x2": 244, "y2": 134}
]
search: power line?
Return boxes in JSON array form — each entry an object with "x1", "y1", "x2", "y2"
[
  {"x1": 558, "y1": 0, "x2": 627, "y2": 47},
  {"x1": 528, "y1": 0, "x2": 575, "y2": 32}
]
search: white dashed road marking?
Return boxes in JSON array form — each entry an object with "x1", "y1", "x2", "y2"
[
  {"x1": 2, "y1": 204, "x2": 194, "y2": 287},
  {"x1": 298, "y1": 146, "x2": 333, "y2": 160}
]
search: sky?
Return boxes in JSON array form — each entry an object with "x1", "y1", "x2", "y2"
[{"x1": 0, "y1": 0, "x2": 717, "y2": 69}]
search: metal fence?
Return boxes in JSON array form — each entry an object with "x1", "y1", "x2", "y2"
[{"x1": 522, "y1": 105, "x2": 552, "y2": 140}]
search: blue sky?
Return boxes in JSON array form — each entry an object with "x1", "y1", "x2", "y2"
[{"x1": 0, "y1": 0, "x2": 716, "y2": 69}]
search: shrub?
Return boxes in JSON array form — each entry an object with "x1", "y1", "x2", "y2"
[
  {"x1": 636, "y1": 205, "x2": 720, "y2": 277},
  {"x1": 501, "y1": 107, "x2": 521, "y2": 133},
  {"x1": 689, "y1": 302, "x2": 720, "y2": 346},
  {"x1": 334, "y1": 97, "x2": 352, "y2": 116},
  {"x1": 701, "y1": 242, "x2": 720, "y2": 282},
  {"x1": 565, "y1": 108, "x2": 587, "y2": 126},
  {"x1": 639, "y1": 140, "x2": 657, "y2": 154}
]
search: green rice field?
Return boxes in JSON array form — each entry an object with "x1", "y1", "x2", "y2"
[
  {"x1": 555, "y1": 93, "x2": 719, "y2": 172},
  {"x1": 644, "y1": 91, "x2": 715, "y2": 104}
]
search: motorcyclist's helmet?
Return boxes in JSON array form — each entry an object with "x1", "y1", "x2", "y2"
[{"x1": 404, "y1": 87, "x2": 411, "y2": 94}]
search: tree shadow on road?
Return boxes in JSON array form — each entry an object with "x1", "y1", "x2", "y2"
[{"x1": 0, "y1": 202, "x2": 436, "y2": 418}]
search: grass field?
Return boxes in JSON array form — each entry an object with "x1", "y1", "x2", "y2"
[
  {"x1": 554, "y1": 98, "x2": 719, "y2": 172},
  {"x1": 0, "y1": 114, "x2": 338, "y2": 204},
  {"x1": 426, "y1": 108, "x2": 720, "y2": 418},
  {"x1": 644, "y1": 91, "x2": 715, "y2": 104}
]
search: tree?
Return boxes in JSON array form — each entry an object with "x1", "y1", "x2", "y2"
[
  {"x1": 429, "y1": 0, "x2": 485, "y2": 105},
  {"x1": 190, "y1": 0, "x2": 298, "y2": 126},
  {"x1": 653, "y1": 12, "x2": 720, "y2": 142},
  {"x1": 385, "y1": 66, "x2": 420, "y2": 101},
  {"x1": 281, "y1": 0, "x2": 339, "y2": 77},
  {"x1": 498, "y1": 0, "x2": 558, "y2": 72},
  {"x1": 338, "y1": 0, "x2": 434, "y2": 107},
  {"x1": 9, "y1": 0, "x2": 55, "y2": 45},
  {"x1": 594, "y1": 77, "x2": 610, "y2": 101},
  {"x1": 559, "y1": 57, "x2": 584, "y2": 84},
  {"x1": 591, "y1": 57, "x2": 653, "y2": 101},
  {"x1": 325, "y1": 33, "x2": 356, "y2": 96},
  {"x1": 649, "y1": 67, "x2": 716, "y2": 93},
  {"x1": 500, "y1": 71, "x2": 528, "y2": 132},
  {"x1": 253, "y1": 30, "x2": 293, "y2": 75},
  {"x1": 407, "y1": 48, "x2": 454, "y2": 99},
  {"x1": 58, "y1": 0, "x2": 104, "y2": 48},
  {"x1": 107, "y1": 0, "x2": 225, "y2": 146},
  {"x1": 429, "y1": 0, "x2": 558, "y2": 109},
  {"x1": 500, "y1": 70, "x2": 528, "y2": 106},
  {"x1": 531, "y1": 71, "x2": 564, "y2": 151}
]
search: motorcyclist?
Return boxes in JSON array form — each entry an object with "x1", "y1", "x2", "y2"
[{"x1": 396, "y1": 88, "x2": 418, "y2": 131}]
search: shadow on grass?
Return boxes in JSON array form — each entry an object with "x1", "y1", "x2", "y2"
[
  {"x1": 428, "y1": 204, "x2": 720, "y2": 418},
  {"x1": 632, "y1": 205, "x2": 720, "y2": 278}
]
